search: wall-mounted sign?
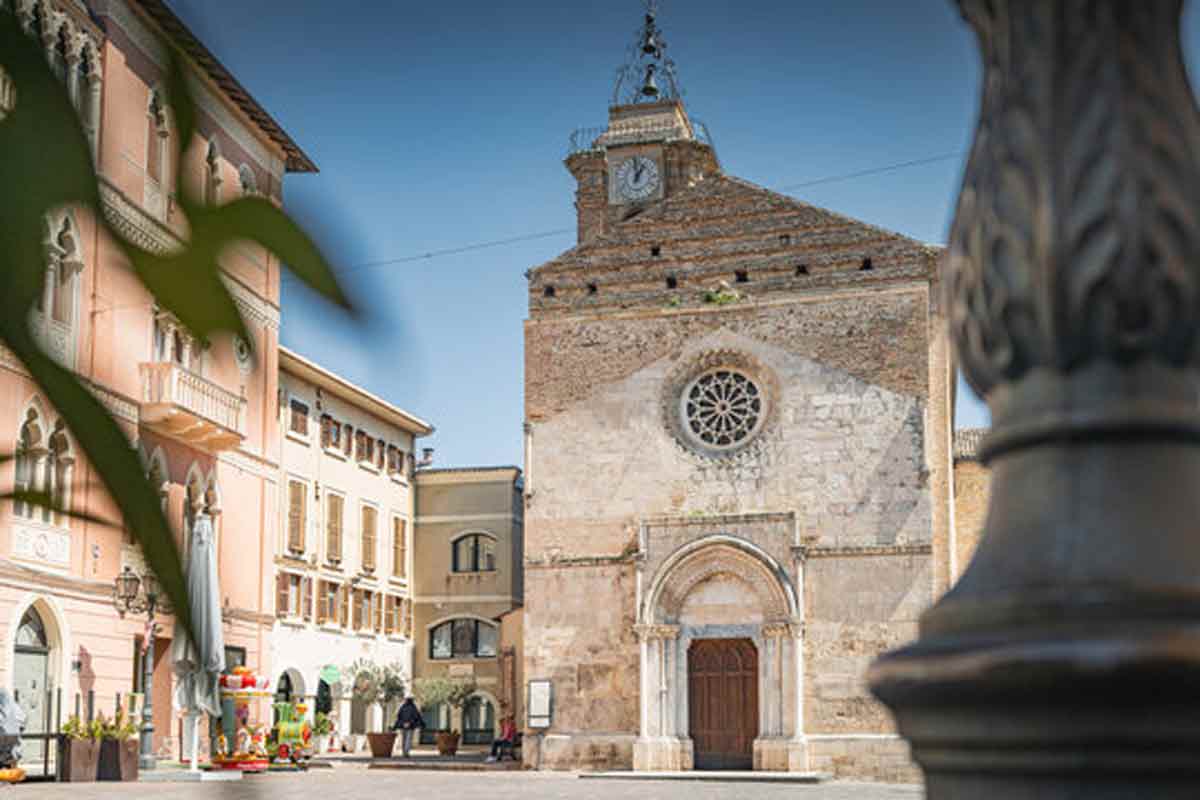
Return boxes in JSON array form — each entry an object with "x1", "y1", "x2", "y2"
[
  {"x1": 448, "y1": 664, "x2": 475, "y2": 678},
  {"x1": 528, "y1": 679, "x2": 553, "y2": 729}
]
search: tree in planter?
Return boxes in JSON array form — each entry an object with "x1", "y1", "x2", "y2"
[
  {"x1": 349, "y1": 660, "x2": 407, "y2": 757},
  {"x1": 413, "y1": 677, "x2": 478, "y2": 756}
]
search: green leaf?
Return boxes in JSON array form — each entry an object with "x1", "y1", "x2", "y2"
[
  {"x1": 0, "y1": 16, "x2": 100, "y2": 317},
  {"x1": 1, "y1": 331, "x2": 193, "y2": 642},
  {"x1": 165, "y1": 51, "x2": 196, "y2": 167}
]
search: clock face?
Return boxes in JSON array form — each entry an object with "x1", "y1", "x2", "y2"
[{"x1": 614, "y1": 156, "x2": 661, "y2": 202}]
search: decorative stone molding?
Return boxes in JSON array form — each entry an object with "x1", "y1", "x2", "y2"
[
  {"x1": 221, "y1": 274, "x2": 281, "y2": 331},
  {"x1": 100, "y1": 177, "x2": 182, "y2": 255},
  {"x1": 634, "y1": 623, "x2": 680, "y2": 641},
  {"x1": 648, "y1": 540, "x2": 794, "y2": 624},
  {"x1": 80, "y1": 377, "x2": 139, "y2": 425},
  {"x1": 804, "y1": 543, "x2": 931, "y2": 559}
]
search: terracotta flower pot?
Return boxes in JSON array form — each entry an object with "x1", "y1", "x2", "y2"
[
  {"x1": 435, "y1": 731, "x2": 460, "y2": 756},
  {"x1": 98, "y1": 739, "x2": 138, "y2": 781},
  {"x1": 58, "y1": 738, "x2": 100, "y2": 782},
  {"x1": 366, "y1": 732, "x2": 397, "y2": 758}
]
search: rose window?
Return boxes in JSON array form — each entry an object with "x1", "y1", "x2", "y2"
[{"x1": 681, "y1": 369, "x2": 764, "y2": 450}]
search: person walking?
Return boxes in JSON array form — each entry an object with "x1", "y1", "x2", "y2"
[
  {"x1": 392, "y1": 696, "x2": 425, "y2": 758},
  {"x1": 486, "y1": 715, "x2": 518, "y2": 762}
]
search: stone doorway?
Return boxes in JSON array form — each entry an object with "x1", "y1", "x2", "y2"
[{"x1": 688, "y1": 638, "x2": 757, "y2": 770}]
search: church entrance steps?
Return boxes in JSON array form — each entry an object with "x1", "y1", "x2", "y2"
[{"x1": 580, "y1": 771, "x2": 829, "y2": 784}]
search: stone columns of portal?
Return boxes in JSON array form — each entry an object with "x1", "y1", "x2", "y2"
[
  {"x1": 633, "y1": 624, "x2": 690, "y2": 771},
  {"x1": 753, "y1": 621, "x2": 807, "y2": 772},
  {"x1": 870, "y1": 2, "x2": 1200, "y2": 798}
]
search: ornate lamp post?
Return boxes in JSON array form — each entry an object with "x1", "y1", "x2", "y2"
[
  {"x1": 113, "y1": 566, "x2": 160, "y2": 771},
  {"x1": 870, "y1": 1, "x2": 1200, "y2": 797}
]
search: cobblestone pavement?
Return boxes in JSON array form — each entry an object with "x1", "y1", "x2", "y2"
[{"x1": 12, "y1": 769, "x2": 923, "y2": 799}]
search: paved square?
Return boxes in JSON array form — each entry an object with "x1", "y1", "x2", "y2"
[{"x1": 13, "y1": 769, "x2": 923, "y2": 800}]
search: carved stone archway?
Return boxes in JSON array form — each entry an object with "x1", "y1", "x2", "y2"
[{"x1": 634, "y1": 535, "x2": 807, "y2": 772}]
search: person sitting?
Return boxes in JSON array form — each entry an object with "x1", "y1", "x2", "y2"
[
  {"x1": 486, "y1": 715, "x2": 518, "y2": 762},
  {"x1": 391, "y1": 696, "x2": 425, "y2": 758}
]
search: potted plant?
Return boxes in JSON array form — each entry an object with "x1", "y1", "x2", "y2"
[
  {"x1": 58, "y1": 716, "x2": 102, "y2": 782},
  {"x1": 312, "y1": 712, "x2": 335, "y2": 754},
  {"x1": 413, "y1": 676, "x2": 477, "y2": 757},
  {"x1": 349, "y1": 660, "x2": 401, "y2": 758},
  {"x1": 97, "y1": 710, "x2": 139, "y2": 781}
]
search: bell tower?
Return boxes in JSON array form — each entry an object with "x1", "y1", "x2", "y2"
[{"x1": 566, "y1": 2, "x2": 720, "y2": 244}]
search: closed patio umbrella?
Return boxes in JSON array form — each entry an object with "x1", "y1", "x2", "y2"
[{"x1": 170, "y1": 513, "x2": 225, "y2": 771}]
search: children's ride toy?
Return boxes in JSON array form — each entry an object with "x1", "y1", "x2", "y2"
[{"x1": 212, "y1": 667, "x2": 272, "y2": 772}]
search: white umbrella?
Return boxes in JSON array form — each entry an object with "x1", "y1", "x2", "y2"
[{"x1": 170, "y1": 513, "x2": 225, "y2": 771}]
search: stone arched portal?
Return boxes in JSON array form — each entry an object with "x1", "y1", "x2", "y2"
[{"x1": 634, "y1": 535, "x2": 808, "y2": 773}]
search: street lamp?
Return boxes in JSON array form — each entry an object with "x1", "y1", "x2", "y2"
[{"x1": 112, "y1": 566, "x2": 160, "y2": 771}]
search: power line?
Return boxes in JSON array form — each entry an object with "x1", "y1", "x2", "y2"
[{"x1": 284, "y1": 150, "x2": 964, "y2": 279}]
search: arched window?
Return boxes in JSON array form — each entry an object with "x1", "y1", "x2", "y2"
[
  {"x1": 204, "y1": 139, "x2": 222, "y2": 205},
  {"x1": 452, "y1": 533, "x2": 496, "y2": 573},
  {"x1": 16, "y1": 608, "x2": 48, "y2": 651},
  {"x1": 14, "y1": 407, "x2": 44, "y2": 519},
  {"x1": 238, "y1": 164, "x2": 257, "y2": 196},
  {"x1": 51, "y1": 24, "x2": 69, "y2": 82},
  {"x1": 147, "y1": 90, "x2": 168, "y2": 182},
  {"x1": 429, "y1": 618, "x2": 498, "y2": 660},
  {"x1": 462, "y1": 695, "x2": 496, "y2": 745},
  {"x1": 46, "y1": 419, "x2": 71, "y2": 526}
]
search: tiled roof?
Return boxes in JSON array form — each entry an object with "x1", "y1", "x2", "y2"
[{"x1": 130, "y1": 0, "x2": 317, "y2": 173}]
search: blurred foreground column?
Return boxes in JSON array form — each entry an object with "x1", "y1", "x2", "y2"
[{"x1": 869, "y1": 2, "x2": 1200, "y2": 797}]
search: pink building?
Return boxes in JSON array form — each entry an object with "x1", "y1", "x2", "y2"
[{"x1": 0, "y1": 0, "x2": 314, "y2": 766}]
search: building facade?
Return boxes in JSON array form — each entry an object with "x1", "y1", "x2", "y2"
[
  {"x1": 521, "y1": 14, "x2": 952, "y2": 781},
  {"x1": 950, "y1": 427, "x2": 989, "y2": 585},
  {"x1": 412, "y1": 467, "x2": 523, "y2": 746},
  {"x1": 0, "y1": 0, "x2": 313, "y2": 766},
  {"x1": 271, "y1": 348, "x2": 432, "y2": 745}
]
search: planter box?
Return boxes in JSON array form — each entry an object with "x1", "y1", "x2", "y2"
[
  {"x1": 366, "y1": 732, "x2": 397, "y2": 759},
  {"x1": 435, "y1": 731, "x2": 460, "y2": 757},
  {"x1": 58, "y1": 738, "x2": 100, "y2": 782},
  {"x1": 98, "y1": 739, "x2": 138, "y2": 782}
]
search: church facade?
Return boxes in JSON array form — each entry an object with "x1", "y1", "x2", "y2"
[{"x1": 521, "y1": 9, "x2": 953, "y2": 782}]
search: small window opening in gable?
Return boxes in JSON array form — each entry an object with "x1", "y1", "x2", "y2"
[
  {"x1": 795, "y1": 264, "x2": 809, "y2": 276},
  {"x1": 735, "y1": 269, "x2": 749, "y2": 284},
  {"x1": 543, "y1": 285, "x2": 556, "y2": 298},
  {"x1": 586, "y1": 282, "x2": 598, "y2": 295},
  {"x1": 666, "y1": 274, "x2": 678, "y2": 289},
  {"x1": 860, "y1": 257, "x2": 874, "y2": 271},
  {"x1": 779, "y1": 234, "x2": 791, "y2": 246},
  {"x1": 650, "y1": 245, "x2": 661, "y2": 257}
]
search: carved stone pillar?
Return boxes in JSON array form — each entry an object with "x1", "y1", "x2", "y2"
[{"x1": 870, "y1": 2, "x2": 1200, "y2": 797}]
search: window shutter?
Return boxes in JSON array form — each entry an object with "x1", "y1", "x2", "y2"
[
  {"x1": 393, "y1": 518, "x2": 407, "y2": 578},
  {"x1": 339, "y1": 585, "x2": 349, "y2": 628},
  {"x1": 374, "y1": 593, "x2": 383, "y2": 633},
  {"x1": 362, "y1": 507, "x2": 376, "y2": 572},
  {"x1": 275, "y1": 573, "x2": 288, "y2": 618},
  {"x1": 287, "y1": 481, "x2": 305, "y2": 554},
  {"x1": 320, "y1": 415, "x2": 331, "y2": 448},
  {"x1": 327, "y1": 496, "x2": 343, "y2": 563},
  {"x1": 302, "y1": 577, "x2": 313, "y2": 621}
]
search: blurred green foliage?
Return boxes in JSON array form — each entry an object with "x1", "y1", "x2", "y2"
[{"x1": 0, "y1": 14, "x2": 352, "y2": 647}]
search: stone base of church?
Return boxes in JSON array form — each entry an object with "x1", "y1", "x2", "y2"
[
  {"x1": 633, "y1": 737, "x2": 694, "y2": 771},
  {"x1": 807, "y1": 735, "x2": 920, "y2": 783},
  {"x1": 523, "y1": 733, "x2": 637, "y2": 771},
  {"x1": 753, "y1": 737, "x2": 810, "y2": 772}
]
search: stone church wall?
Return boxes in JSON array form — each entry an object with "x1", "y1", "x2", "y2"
[{"x1": 524, "y1": 284, "x2": 935, "y2": 776}]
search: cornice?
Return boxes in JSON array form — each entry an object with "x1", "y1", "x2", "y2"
[
  {"x1": 99, "y1": 176, "x2": 181, "y2": 256},
  {"x1": 803, "y1": 543, "x2": 932, "y2": 559},
  {"x1": 98, "y1": 177, "x2": 280, "y2": 332}
]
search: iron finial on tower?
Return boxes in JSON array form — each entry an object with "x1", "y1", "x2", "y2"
[{"x1": 613, "y1": 0, "x2": 682, "y2": 105}]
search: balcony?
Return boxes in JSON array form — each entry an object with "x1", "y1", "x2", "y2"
[{"x1": 139, "y1": 362, "x2": 246, "y2": 451}]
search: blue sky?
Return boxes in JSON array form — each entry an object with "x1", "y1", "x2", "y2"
[{"x1": 168, "y1": 1, "x2": 1200, "y2": 467}]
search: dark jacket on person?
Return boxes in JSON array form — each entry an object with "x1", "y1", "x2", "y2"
[{"x1": 393, "y1": 700, "x2": 424, "y2": 731}]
